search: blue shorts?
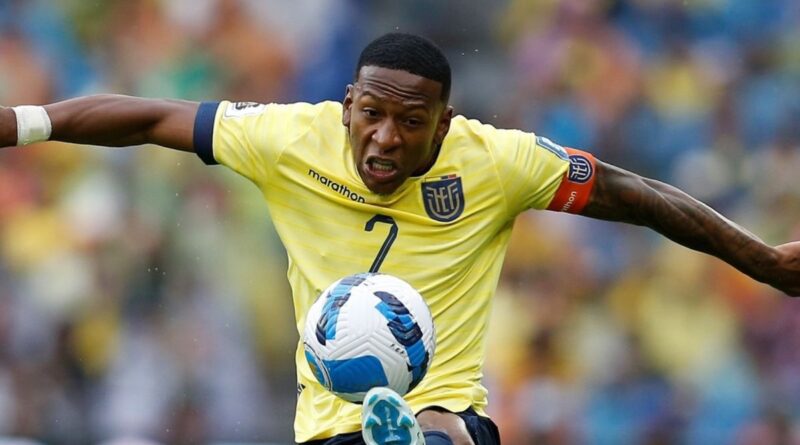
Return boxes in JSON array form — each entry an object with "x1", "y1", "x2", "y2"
[{"x1": 301, "y1": 407, "x2": 501, "y2": 445}]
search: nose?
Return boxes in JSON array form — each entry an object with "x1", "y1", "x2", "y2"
[{"x1": 372, "y1": 119, "x2": 401, "y2": 151}]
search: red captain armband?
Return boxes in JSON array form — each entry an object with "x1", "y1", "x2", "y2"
[{"x1": 546, "y1": 148, "x2": 597, "y2": 214}]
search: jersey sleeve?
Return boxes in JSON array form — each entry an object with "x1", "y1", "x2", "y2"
[
  {"x1": 193, "y1": 100, "x2": 324, "y2": 184},
  {"x1": 484, "y1": 124, "x2": 597, "y2": 215},
  {"x1": 487, "y1": 126, "x2": 571, "y2": 215}
]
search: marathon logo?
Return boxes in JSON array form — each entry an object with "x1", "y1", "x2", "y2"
[
  {"x1": 308, "y1": 169, "x2": 366, "y2": 202},
  {"x1": 560, "y1": 191, "x2": 579, "y2": 212}
]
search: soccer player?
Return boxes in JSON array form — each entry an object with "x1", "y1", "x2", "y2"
[{"x1": 1, "y1": 33, "x2": 798, "y2": 445}]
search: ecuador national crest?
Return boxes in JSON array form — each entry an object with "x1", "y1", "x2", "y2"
[{"x1": 421, "y1": 175, "x2": 464, "y2": 222}]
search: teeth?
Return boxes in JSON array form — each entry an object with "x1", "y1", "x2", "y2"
[{"x1": 371, "y1": 160, "x2": 394, "y2": 172}]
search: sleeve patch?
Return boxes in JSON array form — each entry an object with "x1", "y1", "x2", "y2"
[
  {"x1": 536, "y1": 136, "x2": 569, "y2": 160},
  {"x1": 546, "y1": 148, "x2": 596, "y2": 214},
  {"x1": 223, "y1": 102, "x2": 266, "y2": 118}
]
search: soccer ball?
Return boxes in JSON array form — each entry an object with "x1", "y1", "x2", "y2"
[{"x1": 303, "y1": 272, "x2": 436, "y2": 403}]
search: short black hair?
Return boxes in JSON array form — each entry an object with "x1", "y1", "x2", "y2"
[{"x1": 355, "y1": 32, "x2": 451, "y2": 102}]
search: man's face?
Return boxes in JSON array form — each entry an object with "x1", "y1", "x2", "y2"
[{"x1": 343, "y1": 66, "x2": 453, "y2": 195}]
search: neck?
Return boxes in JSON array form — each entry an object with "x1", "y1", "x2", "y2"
[{"x1": 412, "y1": 143, "x2": 441, "y2": 177}]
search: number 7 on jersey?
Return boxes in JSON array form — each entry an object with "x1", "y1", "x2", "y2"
[{"x1": 364, "y1": 215, "x2": 398, "y2": 273}]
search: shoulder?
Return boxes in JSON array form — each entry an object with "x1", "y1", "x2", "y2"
[
  {"x1": 443, "y1": 116, "x2": 494, "y2": 151},
  {"x1": 445, "y1": 115, "x2": 539, "y2": 154},
  {"x1": 218, "y1": 100, "x2": 341, "y2": 123},
  {"x1": 447, "y1": 115, "x2": 493, "y2": 139},
  {"x1": 271, "y1": 100, "x2": 342, "y2": 122},
  {"x1": 218, "y1": 101, "x2": 344, "y2": 142},
  {"x1": 274, "y1": 100, "x2": 342, "y2": 127},
  {"x1": 295, "y1": 100, "x2": 343, "y2": 118}
]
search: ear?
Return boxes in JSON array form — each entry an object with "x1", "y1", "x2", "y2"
[
  {"x1": 342, "y1": 85, "x2": 354, "y2": 127},
  {"x1": 435, "y1": 105, "x2": 454, "y2": 145}
]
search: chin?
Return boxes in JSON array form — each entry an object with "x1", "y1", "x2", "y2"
[
  {"x1": 368, "y1": 182, "x2": 400, "y2": 196},
  {"x1": 370, "y1": 186, "x2": 394, "y2": 196}
]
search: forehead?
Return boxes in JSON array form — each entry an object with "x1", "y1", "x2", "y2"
[{"x1": 355, "y1": 66, "x2": 443, "y2": 106}]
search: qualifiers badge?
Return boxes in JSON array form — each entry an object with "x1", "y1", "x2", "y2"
[{"x1": 422, "y1": 175, "x2": 464, "y2": 222}]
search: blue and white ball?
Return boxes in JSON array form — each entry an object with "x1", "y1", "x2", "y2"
[{"x1": 303, "y1": 272, "x2": 436, "y2": 403}]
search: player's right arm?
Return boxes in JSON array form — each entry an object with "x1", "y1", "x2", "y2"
[{"x1": 0, "y1": 95, "x2": 199, "y2": 151}]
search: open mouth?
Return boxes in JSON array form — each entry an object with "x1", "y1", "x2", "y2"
[{"x1": 365, "y1": 158, "x2": 399, "y2": 181}]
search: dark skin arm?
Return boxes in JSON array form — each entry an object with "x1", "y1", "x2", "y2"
[
  {"x1": 582, "y1": 160, "x2": 800, "y2": 296},
  {"x1": 4, "y1": 98, "x2": 797, "y2": 294},
  {"x1": 0, "y1": 94, "x2": 199, "y2": 150}
]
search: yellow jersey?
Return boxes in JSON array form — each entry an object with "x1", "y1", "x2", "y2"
[{"x1": 193, "y1": 100, "x2": 572, "y2": 442}]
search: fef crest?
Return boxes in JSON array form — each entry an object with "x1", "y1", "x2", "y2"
[{"x1": 422, "y1": 175, "x2": 464, "y2": 222}]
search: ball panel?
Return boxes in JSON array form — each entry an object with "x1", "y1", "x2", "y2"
[
  {"x1": 304, "y1": 345, "x2": 331, "y2": 391},
  {"x1": 315, "y1": 273, "x2": 370, "y2": 345},
  {"x1": 324, "y1": 355, "x2": 389, "y2": 399},
  {"x1": 370, "y1": 289, "x2": 431, "y2": 393},
  {"x1": 303, "y1": 272, "x2": 435, "y2": 403}
]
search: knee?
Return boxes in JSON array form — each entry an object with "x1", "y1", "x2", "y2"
[{"x1": 417, "y1": 409, "x2": 474, "y2": 445}]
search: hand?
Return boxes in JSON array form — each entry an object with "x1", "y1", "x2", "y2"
[
  {"x1": 0, "y1": 107, "x2": 16, "y2": 148},
  {"x1": 771, "y1": 241, "x2": 800, "y2": 296}
]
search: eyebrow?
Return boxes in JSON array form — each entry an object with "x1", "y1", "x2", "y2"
[{"x1": 359, "y1": 90, "x2": 431, "y2": 112}]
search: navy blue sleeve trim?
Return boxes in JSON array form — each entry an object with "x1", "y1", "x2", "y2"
[{"x1": 193, "y1": 101, "x2": 220, "y2": 165}]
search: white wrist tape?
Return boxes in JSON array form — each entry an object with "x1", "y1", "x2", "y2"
[{"x1": 12, "y1": 105, "x2": 52, "y2": 146}]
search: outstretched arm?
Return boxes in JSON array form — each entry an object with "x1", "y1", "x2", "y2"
[
  {"x1": 0, "y1": 95, "x2": 199, "y2": 151},
  {"x1": 581, "y1": 160, "x2": 800, "y2": 296}
]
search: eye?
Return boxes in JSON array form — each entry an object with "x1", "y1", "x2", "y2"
[
  {"x1": 362, "y1": 108, "x2": 379, "y2": 118},
  {"x1": 404, "y1": 117, "x2": 424, "y2": 127}
]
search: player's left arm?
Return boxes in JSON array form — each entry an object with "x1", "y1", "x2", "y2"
[{"x1": 580, "y1": 158, "x2": 800, "y2": 296}]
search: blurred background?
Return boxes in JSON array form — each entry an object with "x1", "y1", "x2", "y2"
[{"x1": 1, "y1": 0, "x2": 800, "y2": 444}]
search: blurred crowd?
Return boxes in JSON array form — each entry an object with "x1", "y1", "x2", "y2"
[{"x1": 1, "y1": 0, "x2": 800, "y2": 444}]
